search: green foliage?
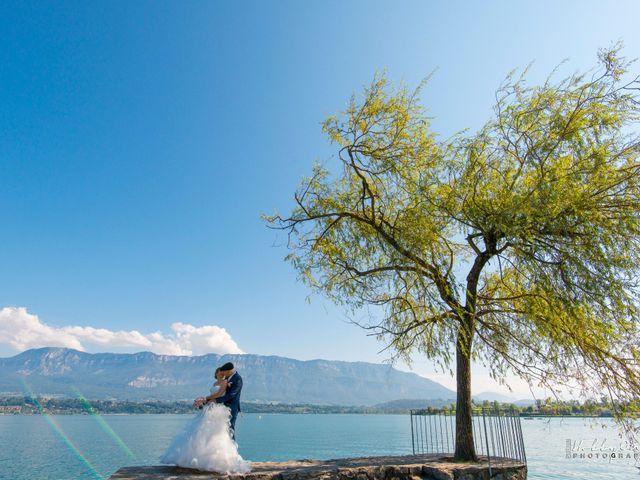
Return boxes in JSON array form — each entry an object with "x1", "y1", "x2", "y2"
[{"x1": 265, "y1": 46, "x2": 640, "y2": 442}]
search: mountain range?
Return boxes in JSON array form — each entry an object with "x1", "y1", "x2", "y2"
[{"x1": 0, "y1": 347, "x2": 460, "y2": 406}]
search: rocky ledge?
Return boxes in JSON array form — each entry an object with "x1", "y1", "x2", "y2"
[{"x1": 109, "y1": 454, "x2": 526, "y2": 480}]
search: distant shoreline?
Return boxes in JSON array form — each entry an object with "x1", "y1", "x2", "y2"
[
  {"x1": 0, "y1": 396, "x2": 619, "y2": 418},
  {"x1": 0, "y1": 412, "x2": 620, "y2": 419}
]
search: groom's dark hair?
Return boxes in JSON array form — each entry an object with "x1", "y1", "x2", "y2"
[{"x1": 220, "y1": 362, "x2": 234, "y2": 371}]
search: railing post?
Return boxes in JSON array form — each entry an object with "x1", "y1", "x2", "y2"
[
  {"x1": 489, "y1": 411, "x2": 497, "y2": 457},
  {"x1": 410, "y1": 410, "x2": 415, "y2": 455},
  {"x1": 498, "y1": 408, "x2": 507, "y2": 459},
  {"x1": 504, "y1": 409, "x2": 513, "y2": 460},
  {"x1": 515, "y1": 408, "x2": 527, "y2": 464},
  {"x1": 444, "y1": 410, "x2": 450, "y2": 454},
  {"x1": 510, "y1": 408, "x2": 518, "y2": 461},
  {"x1": 482, "y1": 408, "x2": 492, "y2": 477}
]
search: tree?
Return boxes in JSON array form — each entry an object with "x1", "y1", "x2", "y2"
[{"x1": 264, "y1": 46, "x2": 640, "y2": 461}]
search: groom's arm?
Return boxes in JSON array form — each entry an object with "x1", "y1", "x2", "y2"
[
  {"x1": 215, "y1": 376, "x2": 242, "y2": 404},
  {"x1": 203, "y1": 383, "x2": 226, "y2": 404}
]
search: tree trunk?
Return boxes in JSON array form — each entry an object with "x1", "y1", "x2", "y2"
[
  {"x1": 454, "y1": 321, "x2": 478, "y2": 461},
  {"x1": 455, "y1": 244, "x2": 491, "y2": 462}
]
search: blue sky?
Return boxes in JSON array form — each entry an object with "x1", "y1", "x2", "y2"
[{"x1": 1, "y1": 1, "x2": 639, "y2": 397}]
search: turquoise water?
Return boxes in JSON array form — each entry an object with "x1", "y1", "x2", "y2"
[{"x1": 0, "y1": 414, "x2": 638, "y2": 479}]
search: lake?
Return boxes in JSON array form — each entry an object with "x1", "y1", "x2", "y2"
[{"x1": 0, "y1": 414, "x2": 638, "y2": 479}]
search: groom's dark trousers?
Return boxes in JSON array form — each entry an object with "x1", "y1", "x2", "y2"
[{"x1": 215, "y1": 372, "x2": 243, "y2": 440}]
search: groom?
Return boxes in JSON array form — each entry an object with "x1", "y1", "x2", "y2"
[{"x1": 215, "y1": 362, "x2": 243, "y2": 439}]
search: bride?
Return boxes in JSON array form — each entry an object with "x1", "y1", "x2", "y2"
[{"x1": 160, "y1": 367, "x2": 252, "y2": 474}]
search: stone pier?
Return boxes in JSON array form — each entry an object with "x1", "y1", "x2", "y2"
[{"x1": 109, "y1": 454, "x2": 527, "y2": 480}]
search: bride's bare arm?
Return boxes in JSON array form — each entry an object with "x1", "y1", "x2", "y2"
[{"x1": 204, "y1": 381, "x2": 227, "y2": 404}]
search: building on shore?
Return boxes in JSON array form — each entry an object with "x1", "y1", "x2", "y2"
[{"x1": 0, "y1": 405, "x2": 22, "y2": 414}]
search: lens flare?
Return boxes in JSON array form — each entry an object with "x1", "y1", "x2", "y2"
[
  {"x1": 70, "y1": 386, "x2": 136, "y2": 460},
  {"x1": 20, "y1": 379, "x2": 105, "y2": 480}
]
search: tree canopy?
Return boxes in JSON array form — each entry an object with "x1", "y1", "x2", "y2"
[{"x1": 265, "y1": 46, "x2": 640, "y2": 459}]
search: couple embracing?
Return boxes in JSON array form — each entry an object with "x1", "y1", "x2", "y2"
[{"x1": 160, "y1": 362, "x2": 251, "y2": 474}]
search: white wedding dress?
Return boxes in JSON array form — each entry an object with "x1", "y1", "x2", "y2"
[{"x1": 159, "y1": 384, "x2": 251, "y2": 474}]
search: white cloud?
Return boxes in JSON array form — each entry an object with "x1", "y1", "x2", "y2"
[{"x1": 0, "y1": 306, "x2": 243, "y2": 356}]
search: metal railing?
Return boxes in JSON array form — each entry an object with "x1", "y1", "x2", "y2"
[{"x1": 410, "y1": 407, "x2": 527, "y2": 471}]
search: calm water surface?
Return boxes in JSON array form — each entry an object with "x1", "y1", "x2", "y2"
[{"x1": 0, "y1": 414, "x2": 637, "y2": 479}]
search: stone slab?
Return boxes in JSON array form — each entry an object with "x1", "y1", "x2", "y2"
[{"x1": 109, "y1": 454, "x2": 527, "y2": 480}]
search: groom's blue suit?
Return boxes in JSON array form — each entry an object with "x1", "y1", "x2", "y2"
[{"x1": 215, "y1": 371, "x2": 242, "y2": 439}]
